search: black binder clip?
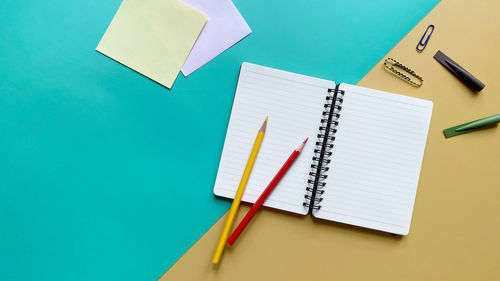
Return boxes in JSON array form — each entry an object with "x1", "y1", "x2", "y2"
[
  {"x1": 434, "y1": 50, "x2": 485, "y2": 92},
  {"x1": 416, "y1": 24, "x2": 434, "y2": 52}
]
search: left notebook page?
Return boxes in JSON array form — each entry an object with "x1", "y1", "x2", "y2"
[
  {"x1": 96, "y1": 0, "x2": 207, "y2": 89},
  {"x1": 213, "y1": 63, "x2": 335, "y2": 215}
]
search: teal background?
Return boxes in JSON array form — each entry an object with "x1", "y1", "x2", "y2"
[{"x1": 0, "y1": 0, "x2": 438, "y2": 280}]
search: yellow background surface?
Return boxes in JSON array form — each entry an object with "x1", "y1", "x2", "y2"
[{"x1": 160, "y1": 0, "x2": 500, "y2": 280}]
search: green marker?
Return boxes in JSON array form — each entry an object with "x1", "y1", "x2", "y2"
[{"x1": 444, "y1": 113, "x2": 500, "y2": 138}]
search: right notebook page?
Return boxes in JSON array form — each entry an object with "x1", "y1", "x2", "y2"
[{"x1": 313, "y1": 84, "x2": 433, "y2": 235}]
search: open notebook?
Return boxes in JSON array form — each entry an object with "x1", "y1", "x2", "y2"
[{"x1": 214, "y1": 62, "x2": 433, "y2": 235}]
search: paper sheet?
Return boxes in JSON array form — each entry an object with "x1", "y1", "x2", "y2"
[
  {"x1": 96, "y1": 0, "x2": 207, "y2": 89},
  {"x1": 315, "y1": 84, "x2": 433, "y2": 235},
  {"x1": 213, "y1": 63, "x2": 334, "y2": 215},
  {"x1": 180, "y1": 0, "x2": 251, "y2": 76}
]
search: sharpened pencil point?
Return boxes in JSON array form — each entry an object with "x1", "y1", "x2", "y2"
[
  {"x1": 259, "y1": 117, "x2": 268, "y2": 132},
  {"x1": 297, "y1": 138, "x2": 308, "y2": 152}
]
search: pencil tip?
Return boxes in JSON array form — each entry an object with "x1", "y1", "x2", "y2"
[
  {"x1": 260, "y1": 117, "x2": 268, "y2": 132},
  {"x1": 297, "y1": 138, "x2": 308, "y2": 152}
]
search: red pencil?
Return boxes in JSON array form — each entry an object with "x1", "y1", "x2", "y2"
[{"x1": 227, "y1": 138, "x2": 309, "y2": 246}]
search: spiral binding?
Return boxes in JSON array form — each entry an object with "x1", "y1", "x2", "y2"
[{"x1": 303, "y1": 85, "x2": 344, "y2": 213}]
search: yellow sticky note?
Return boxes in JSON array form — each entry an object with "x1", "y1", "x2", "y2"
[{"x1": 96, "y1": 0, "x2": 207, "y2": 89}]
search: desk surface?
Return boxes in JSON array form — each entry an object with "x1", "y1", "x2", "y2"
[
  {"x1": 160, "y1": 0, "x2": 500, "y2": 280},
  {"x1": 0, "y1": 1, "x2": 439, "y2": 280}
]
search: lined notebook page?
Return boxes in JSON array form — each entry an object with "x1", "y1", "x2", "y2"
[
  {"x1": 213, "y1": 62, "x2": 335, "y2": 215},
  {"x1": 314, "y1": 84, "x2": 433, "y2": 235}
]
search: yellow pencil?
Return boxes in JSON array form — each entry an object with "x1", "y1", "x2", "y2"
[{"x1": 212, "y1": 116, "x2": 268, "y2": 264}]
